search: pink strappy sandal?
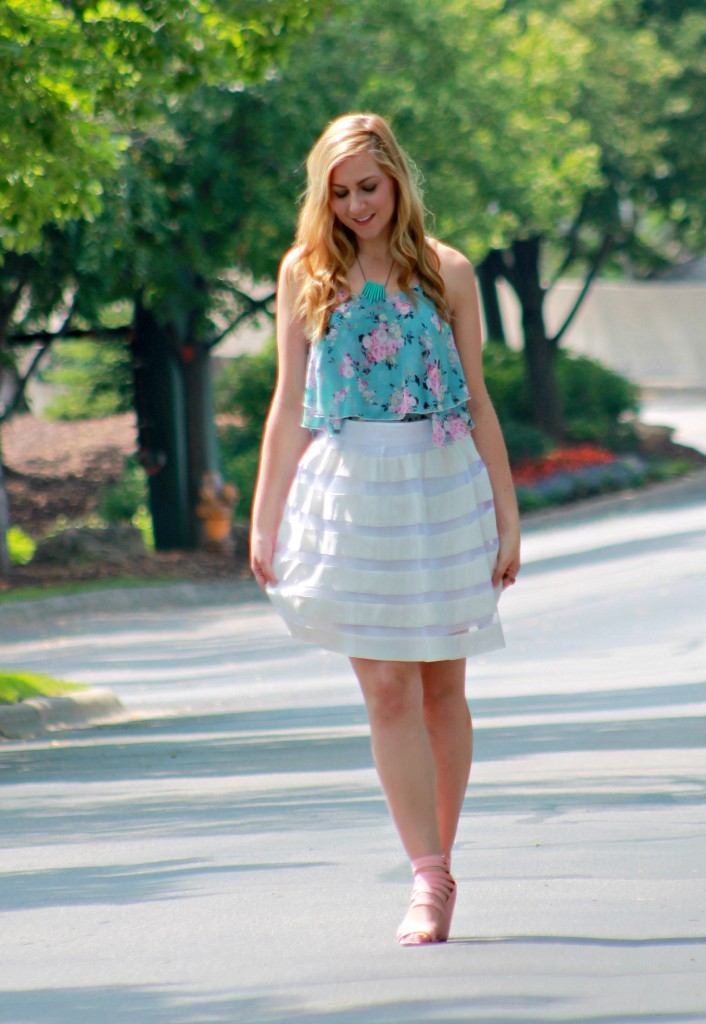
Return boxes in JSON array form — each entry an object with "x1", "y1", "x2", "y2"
[{"x1": 396, "y1": 853, "x2": 457, "y2": 946}]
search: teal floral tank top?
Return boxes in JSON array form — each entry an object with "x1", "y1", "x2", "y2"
[{"x1": 303, "y1": 285, "x2": 474, "y2": 446}]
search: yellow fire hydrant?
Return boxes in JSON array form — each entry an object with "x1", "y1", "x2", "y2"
[{"x1": 196, "y1": 472, "x2": 239, "y2": 550}]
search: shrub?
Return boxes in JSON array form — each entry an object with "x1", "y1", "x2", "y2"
[
  {"x1": 481, "y1": 345, "x2": 533, "y2": 425},
  {"x1": 97, "y1": 456, "x2": 148, "y2": 523},
  {"x1": 7, "y1": 526, "x2": 36, "y2": 565},
  {"x1": 215, "y1": 341, "x2": 277, "y2": 427},
  {"x1": 215, "y1": 343, "x2": 277, "y2": 521},
  {"x1": 498, "y1": 420, "x2": 551, "y2": 465},
  {"x1": 555, "y1": 352, "x2": 639, "y2": 449},
  {"x1": 556, "y1": 353, "x2": 639, "y2": 424},
  {"x1": 482, "y1": 345, "x2": 640, "y2": 460},
  {"x1": 97, "y1": 456, "x2": 153, "y2": 547}
]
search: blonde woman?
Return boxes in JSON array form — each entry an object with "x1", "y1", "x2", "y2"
[{"x1": 251, "y1": 113, "x2": 520, "y2": 945}]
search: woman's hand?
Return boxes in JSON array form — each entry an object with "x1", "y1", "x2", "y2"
[
  {"x1": 250, "y1": 530, "x2": 278, "y2": 588},
  {"x1": 492, "y1": 523, "x2": 521, "y2": 591}
]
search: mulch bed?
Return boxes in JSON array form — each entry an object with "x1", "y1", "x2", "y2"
[{"x1": 1, "y1": 413, "x2": 250, "y2": 591}]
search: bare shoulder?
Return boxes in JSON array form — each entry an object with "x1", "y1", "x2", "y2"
[
  {"x1": 279, "y1": 246, "x2": 305, "y2": 288},
  {"x1": 276, "y1": 248, "x2": 309, "y2": 316},
  {"x1": 427, "y1": 239, "x2": 477, "y2": 306}
]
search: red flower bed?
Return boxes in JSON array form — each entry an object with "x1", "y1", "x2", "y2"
[{"x1": 512, "y1": 445, "x2": 616, "y2": 486}]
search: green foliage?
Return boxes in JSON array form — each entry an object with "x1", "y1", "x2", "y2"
[
  {"x1": 556, "y1": 355, "x2": 640, "y2": 446},
  {"x1": 481, "y1": 346, "x2": 533, "y2": 424},
  {"x1": 43, "y1": 339, "x2": 133, "y2": 420},
  {"x1": 7, "y1": 526, "x2": 36, "y2": 565},
  {"x1": 215, "y1": 344, "x2": 277, "y2": 520},
  {"x1": 481, "y1": 345, "x2": 639, "y2": 462},
  {"x1": 215, "y1": 341, "x2": 277, "y2": 424},
  {"x1": 0, "y1": 0, "x2": 331, "y2": 252},
  {"x1": 499, "y1": 420, "x2": 553, "y2": 466},
  {"x1": 130, "y1": 506, "x2": 155, "y2": 551},
  {"x1": 0, "y1": 670, "x2": 86, "y2": 705},
  {"x1": 217, "y1": 436, "x2": 262, "y2": 524},
  {"x1": 97, "y1": 456, "x2": 149, "y2": 523},
  {"x1": 645, "y1": 456, "x2": 697, "y2": 482}
]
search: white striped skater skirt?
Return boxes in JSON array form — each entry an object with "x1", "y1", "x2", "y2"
[{"x1": 266, "y1": 418, "x2": 505, "y2": 662}]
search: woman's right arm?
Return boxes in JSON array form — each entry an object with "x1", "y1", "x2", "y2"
[{"x1": 250, "y1": 251, "x2": 312, "y2": 587}]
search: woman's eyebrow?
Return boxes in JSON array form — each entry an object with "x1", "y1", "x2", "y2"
[{"x1": 332, "y1": 174, "x2": 380, "y2": 189}]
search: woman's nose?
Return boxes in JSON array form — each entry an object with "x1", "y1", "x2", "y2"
[{"x1": 349, "y1": 192, "x2": 366, "y2": 214}]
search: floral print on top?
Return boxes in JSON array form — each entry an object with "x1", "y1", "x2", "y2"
[{"x1": 303, "y1": 285, "x2": 474, "y2": 446}]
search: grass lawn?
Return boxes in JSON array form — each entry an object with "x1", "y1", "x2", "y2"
[
  {"x1": 0, "y1": 671, "x2": 88, "y2": 705},
  {"x1": 0, "y1": 577, "x2": 173, "y2": 605}
]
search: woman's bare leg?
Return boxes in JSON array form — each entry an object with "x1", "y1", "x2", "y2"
[
  {"x1": 349, "y1": 657, "x2": 440, "y2": 859},
  {"x1": 420, "y1": 658, "x2": 472, "y2": 860}
]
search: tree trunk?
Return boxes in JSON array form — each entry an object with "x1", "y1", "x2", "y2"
[
  {"x1": 0, "y1": 446, "x2": 11, "y2": 577},
  {"x1": 476, "y1": 250, "x2": 507, "y2": 343},
  {"x1": 506, "y1": 237, "x2": 564, "y2": 441},
  {"x1": 182, "y1": 341, "x2": 222, "y2": 548},
  {"x1": 132, "y1": 301, "x2": 194, "y2": 549},
  {"x1": 0, "y1": 313, "x2": 13, "y2": 576}
]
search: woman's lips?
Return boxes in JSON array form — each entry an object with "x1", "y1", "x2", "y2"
[{"x1": 353, "y1": 214, "x2": 374, "y2": 224}]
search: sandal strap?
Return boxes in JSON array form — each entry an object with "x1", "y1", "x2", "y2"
[
  {"x1": 397, "y1": 855, "x2": 457, "y2": 945},
  {"x1": 409, "y1": 856, "x2": 456, "y2": 911}
]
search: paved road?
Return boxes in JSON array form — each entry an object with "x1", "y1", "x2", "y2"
[
  {"x1": 1, "y1": 475, "x2": 705, "y2": 1024},
  {"x1": 640, "y1": 389, "x2": 706, "y2": 457}
]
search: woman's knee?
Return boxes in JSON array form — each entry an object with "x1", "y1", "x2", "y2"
[
  {"x1": 351, "y1": 660, "x2": 422, "y2": 724},
  {"x1": 421, "y1": 663, "x2": 469, "y2": 723},
  {"x1": 422, "y1": 661, "x2": 466, "y2": 704}
]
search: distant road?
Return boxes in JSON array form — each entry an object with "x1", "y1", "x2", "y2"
[{"x1": 640, "y1": 390, "x2": 706, "y2": 455}]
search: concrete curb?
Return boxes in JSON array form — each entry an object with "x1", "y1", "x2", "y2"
[
  {"x1": 0, "y1": 579, "x2": 263, "y2": 630},
  {"x1": 0, "y1": 687, "x2": 127, "y2": 740},
  {"x1": 521, "y1": 466, "x2": 706, "y2": 532}
]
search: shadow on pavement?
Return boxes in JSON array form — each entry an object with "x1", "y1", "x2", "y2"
[{"x1": 3, "y1": 987, "x2": 705, "y2": 1024}]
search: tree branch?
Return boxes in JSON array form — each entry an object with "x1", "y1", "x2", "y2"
[
  {"x1": 6, "y1": 325, "x2": 131, "y2": 345},
  {"x1": 549, "y1": 233, "x2": 613, "y2": 349},
  {"x1": 206, "y1": 290, "x2": 276, "y2": 350},
  {"x1": 547, "y1": 200, "x2": 590, "y2": 291},
  {"x1": 1, "y1": 298, "x2": 124, "y2": 422},
  {"x1": 0, "y1": 339, "x2": 53, "y2": 424}
]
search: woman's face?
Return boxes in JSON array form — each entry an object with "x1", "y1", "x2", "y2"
[{"x1": 329, "y1": 151, "x2": 396, "y2": 244}]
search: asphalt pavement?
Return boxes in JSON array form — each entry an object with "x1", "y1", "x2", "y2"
[{"x1": 1, "y1": 468, "x2": 705, "y2": 1023}]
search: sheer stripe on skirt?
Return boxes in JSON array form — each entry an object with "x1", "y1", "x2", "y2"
[{"x1": 267, "y1": 418, "x2": 505, "y2": 662}]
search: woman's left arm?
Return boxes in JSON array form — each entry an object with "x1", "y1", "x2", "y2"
[{"x1": 440, "y1": 244, "x2": 521, "y2": 589}]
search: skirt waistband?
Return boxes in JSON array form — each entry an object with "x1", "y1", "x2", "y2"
[{"x1": 338, "y1": 417, "x2": 433, "y2": 446}]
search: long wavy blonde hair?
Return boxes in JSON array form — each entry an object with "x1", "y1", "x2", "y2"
[{"x1": 292, "y1": 113, "x2": 450, "y2": 340}]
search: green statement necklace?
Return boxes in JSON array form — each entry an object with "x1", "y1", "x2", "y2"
[{"x1": 356, "y1": 255, "x2": 395, "y2": 302}]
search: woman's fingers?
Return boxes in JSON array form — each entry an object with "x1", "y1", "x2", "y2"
[
  {"x1": 252, "y1": 557, "x2": 278, "y2": 588},
  {"x1": 492, "y1": 543, "x2": 521, "y2": 590},
  {"x1": 250, "y1": 534, "x2": 278, "y2": 588}
]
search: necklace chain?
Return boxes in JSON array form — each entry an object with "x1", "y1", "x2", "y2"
[{"x1": 356, "y1": 254, "x2": 394, "y2": 289}]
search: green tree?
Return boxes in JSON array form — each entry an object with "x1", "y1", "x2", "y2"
[
  {"x1": 268, "y1": 0, "x2": 705, "y2": 439},
  {"x1": 73, "y1": 79, "x2": 318, "y2": 547},
  {"x1": 0, "y1": 0, "x2": 326, "y2": 251},
  {"x1": 0, "y1": 0, "x2": 331, "y2": 570}
]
